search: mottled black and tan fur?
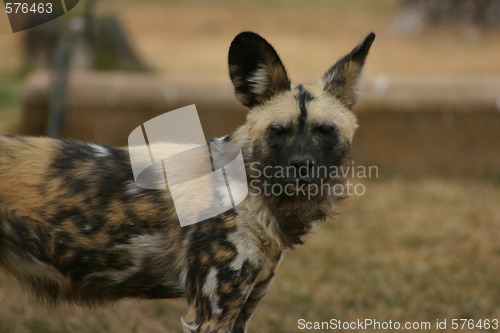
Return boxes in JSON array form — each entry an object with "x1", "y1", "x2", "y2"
[{"x1": 0, "y1": 32, "x2": 374, "y2": 332}]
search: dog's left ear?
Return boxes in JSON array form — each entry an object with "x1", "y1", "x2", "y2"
[
  {"x1": 228, "y1": 32, "x2": 291, "y2": 108},
  {"x1": 322, "y1": 32, "x2": 375, "y2": 109}
]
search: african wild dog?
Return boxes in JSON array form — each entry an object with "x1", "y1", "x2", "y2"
[{"x1": 0, "y1": 32, "x2": 375, "y2": 332}]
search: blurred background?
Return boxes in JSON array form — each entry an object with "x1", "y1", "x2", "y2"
[{"x1": 0, "y1": 0, "x2": 499, "y2": 332}]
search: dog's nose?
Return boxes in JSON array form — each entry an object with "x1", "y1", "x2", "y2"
[{"x1": 288, "y1": 155, "x2": 316, "y2": 169}]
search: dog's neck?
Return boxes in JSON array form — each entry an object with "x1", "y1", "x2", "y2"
[{"x1": 239, "y1": 188, "x2": 340, "y2": 250}]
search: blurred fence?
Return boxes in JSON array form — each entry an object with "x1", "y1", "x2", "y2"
[{"x1": 20, "y1": 71, "x2": 500, "y2": 178}]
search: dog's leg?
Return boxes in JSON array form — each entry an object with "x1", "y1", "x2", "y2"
[
  {"x1": 181, "y1": 264, "x2": 260, "y2": 333},
  {"x1": 231, "y1": 273, "x2": 276, "y2": 333}
]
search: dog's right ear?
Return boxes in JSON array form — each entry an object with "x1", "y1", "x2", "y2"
[{"x1": 228, "y1": 32, "x2": 291, "y2": 108}]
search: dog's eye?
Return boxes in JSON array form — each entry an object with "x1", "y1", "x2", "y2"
[
  {"x1": 269, "y1": 124, "x2": 290, "y2": 136},
  {"x1": 313, "y1": 124, "x2": 336, "y2": 136}
]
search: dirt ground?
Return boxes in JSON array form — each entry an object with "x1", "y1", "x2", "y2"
[{"x1": 0, "y1": 1, "x2": 499, "y2": 332}]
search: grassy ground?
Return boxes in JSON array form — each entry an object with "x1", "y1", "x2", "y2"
[{"x1": 0, "y1": 178, "x2": 499, "y2": 333}]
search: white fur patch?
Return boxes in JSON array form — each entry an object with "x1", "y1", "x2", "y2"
[
  {"x1": 181, "y1": 317, "x2": 200, "y2": 333},
  {"x1": 88, "y1": 143, "x2": 110, "y2": 158},
  {"x1": 227, "y1": 231, "x2": 261, "y2": 271},
  {"x1": 125, "y1": 180, "x2": 142, "y2": 197},
  {"x1": 202, "y1": 267, "x2": 223, "y2": 315},
  {"x1": 248, "y1": 66, "x2": 269, "y2": 96}
]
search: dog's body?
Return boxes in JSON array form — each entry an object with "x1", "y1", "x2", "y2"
[{"x1": 0, "y1": 32, "x2": 374, "y2": 332}]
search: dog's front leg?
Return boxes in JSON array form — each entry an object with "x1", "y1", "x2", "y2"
[
  {"x1": 231, "y1": 273, "x2": 276, "y2": 333},
  {"x1": 181, "y1": 264, "x2": 260, "y2": 333}
]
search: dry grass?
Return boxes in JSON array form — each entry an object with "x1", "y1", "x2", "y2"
[{"x1": 1, "y1": 178, "x2": 499, "y2": 332}]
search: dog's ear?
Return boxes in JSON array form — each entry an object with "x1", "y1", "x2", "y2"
[
  {"x1": 322, "y1": 32, "x2": 375, "y2": 109},
  {"x1": 228, "y1": 32, "x2": 291, "y2": 108}
]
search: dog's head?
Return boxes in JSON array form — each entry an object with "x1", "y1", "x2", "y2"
[{"x1": 228, "y1": 32, "x2": 375, "y2": 187}]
